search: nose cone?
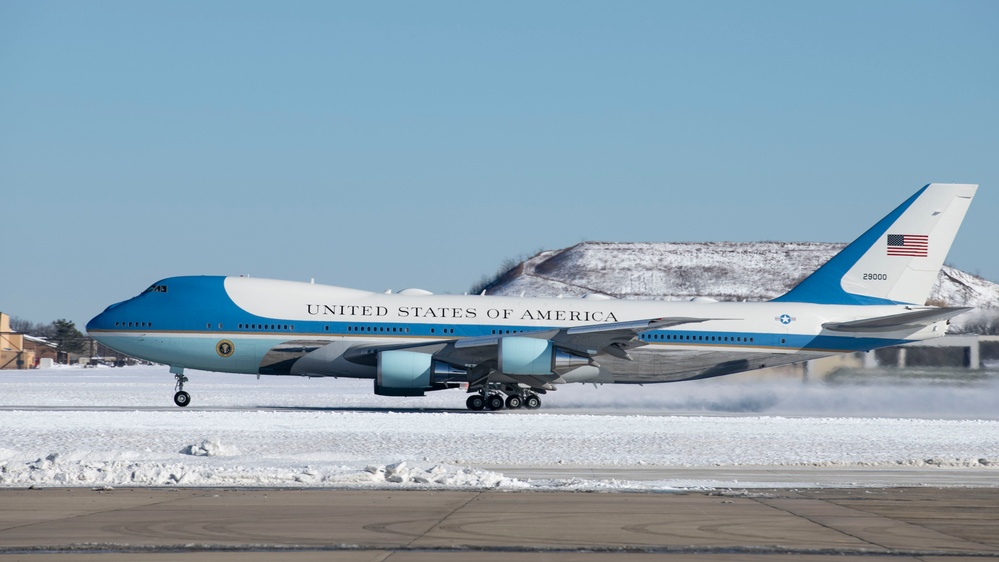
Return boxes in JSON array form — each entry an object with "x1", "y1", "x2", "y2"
[
  {"x1": 86, "y1": 301, "x2": 123, "y2": 340},
  {"x1": 86, "y1": 313, "x2": 102, "y2": 337}
]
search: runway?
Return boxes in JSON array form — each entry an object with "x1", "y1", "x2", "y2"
[{"x1": 2, "y1": 487, "x2": 998, "y2": 560}]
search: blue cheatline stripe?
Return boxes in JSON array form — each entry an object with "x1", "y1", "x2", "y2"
[
  {"x1": 638, "y1": 330, "x2": 908, "y2": 352},
  {"x1": 771, "y1": 185, "x2": 928, "y2": 306}
]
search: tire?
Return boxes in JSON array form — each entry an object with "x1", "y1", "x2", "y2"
[
  {"x1": 174, "y1": 391, "x2": 191, "y2": 408},
  {"x1": 486, "y1": 394, "x2": 505, "y2": 411},
  {"x1": 505, "y1": 395, "x2": 523, "y2": 409},
  {"x1": 466, "y1": 395, "x2": 485, "y2": 411},
  {"x1": 524, "y1": 394, "x2": 541, "y2": 409}
]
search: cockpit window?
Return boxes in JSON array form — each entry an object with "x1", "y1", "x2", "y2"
[{"x1": 142, "y1": 284, "x2": 168, "y2": 294}]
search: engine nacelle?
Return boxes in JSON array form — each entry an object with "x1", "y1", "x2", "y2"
[
  {"x1": 498, "y1": 337, "x2": 589, "y2": 375},
  {"x1": 375, "y1": 350, "x2": 465, "y2": 397}
]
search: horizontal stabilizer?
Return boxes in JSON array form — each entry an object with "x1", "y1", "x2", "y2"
[{"x1": 822, "y1": 307, "x2": 971, "y2": 333}]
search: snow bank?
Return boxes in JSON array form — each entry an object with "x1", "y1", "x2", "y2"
[{"x1": 0, "y1": 455, "x2": 530, "y2": 489}]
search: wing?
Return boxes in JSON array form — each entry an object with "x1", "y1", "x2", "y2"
[
  {"x1": 345, "y1": 316, "x2": 727, "y2": 369},
  {"x1": 821, "y1": 307, "x2": 970, "y2": 333},
  {"x1": 451, "y1": 316, "x2": 722, "y2": 361},
  {"x1": 332, "y1": 316, "x2": 730, "y2": 396}
]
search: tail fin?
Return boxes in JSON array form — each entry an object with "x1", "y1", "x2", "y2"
[{"x1": 773, "y1": 183, "x2": 978, "y2": 305}]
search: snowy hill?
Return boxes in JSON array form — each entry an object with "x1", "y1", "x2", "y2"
[{"x1": 482, "y1": 242, "x2": 999, "y2": 311}]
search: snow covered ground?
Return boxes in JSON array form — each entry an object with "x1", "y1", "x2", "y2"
[{"x1": 1, "y1": 364, "x2": 998, "y2": 490}]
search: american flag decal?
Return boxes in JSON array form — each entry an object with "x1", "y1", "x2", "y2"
[{"x1": 887, "y1": 234, "x2": 928, "y2": 257}]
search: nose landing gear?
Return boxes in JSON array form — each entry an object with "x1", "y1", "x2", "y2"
[{"x1": 173, "y1": 371, "x2": 191, "y2": 407}]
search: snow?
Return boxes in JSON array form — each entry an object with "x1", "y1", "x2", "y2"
[{"x1": 1, "y1": 364, "x2": 998, "y2": 490}]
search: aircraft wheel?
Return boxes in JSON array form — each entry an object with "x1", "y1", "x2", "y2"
[
  {"x1": 174, "y1": 391, "x2": 191, "y2": 408},
  {"x1": 466, "y1": 395, "x2": 485, "y2": 411},
  {"x1": 505, "y1": 395, "x2": 523, "y2": 409},
  {"x1": 486, "y1": 394, "x2": 505, "y2": 411},
  {"x1": 524, "y1": 394, "x2": 541, "y2": 409}
]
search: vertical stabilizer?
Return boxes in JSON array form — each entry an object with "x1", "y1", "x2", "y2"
[{"x1": 773, "y1": 183, "x2": 977, "y2": 305}]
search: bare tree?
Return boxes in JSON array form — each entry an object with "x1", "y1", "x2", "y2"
[{"x1": 8, "y1": 316, "x2": 33, "y2": 334}]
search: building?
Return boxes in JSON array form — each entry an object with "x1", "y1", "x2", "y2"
[
  {"x1": 23, "y1": 334, "x2": 58, "y2": 364},
  {"x1": 1, "y1": 311, "x2": 36, "y2": 370}
]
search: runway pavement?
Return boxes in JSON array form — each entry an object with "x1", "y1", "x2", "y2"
[{"x1": 1, "y1": 487, "x2": 998, "y2": 561}]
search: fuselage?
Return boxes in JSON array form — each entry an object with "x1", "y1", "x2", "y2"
[{"x1": 87, "y1": 275, "x2": 946, "y2": 383}]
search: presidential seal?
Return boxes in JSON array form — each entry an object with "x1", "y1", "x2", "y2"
[{"x1": 216, "y1": 339, "x2": 235, "y2": 357}]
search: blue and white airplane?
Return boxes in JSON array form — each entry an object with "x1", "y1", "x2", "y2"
[{"x1": 88, "y1": 183, "x2": 978, "y2": 411}]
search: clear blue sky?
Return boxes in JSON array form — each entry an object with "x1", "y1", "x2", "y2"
[{"x1": 2, "y1": 1, "x2": 997, "y2": 328}]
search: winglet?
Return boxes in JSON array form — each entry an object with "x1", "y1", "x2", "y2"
[{"x1": 773, "y1": 183, "x2": 977, "y2": 305}]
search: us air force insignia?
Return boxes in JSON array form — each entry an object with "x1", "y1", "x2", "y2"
[
  {"x1": 216, "y1": 339, "x2": 235, "y2": 357},
  {"x1": 777, "y1": 314, "x2": 794, "y2": 325}
]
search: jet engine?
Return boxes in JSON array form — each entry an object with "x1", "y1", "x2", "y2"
[
  {"x1": 375, "y1": 350, "x2": 466, "y2": 396},
  {"x1": 498, "y1": 337, "x2": 589, "y2": 376}
]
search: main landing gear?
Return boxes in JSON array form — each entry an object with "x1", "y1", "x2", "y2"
[
  {"x1": 465, "y1": 384, "x2": 542, "y2": 412},
  {"x1": 173, "y1": 372, "x2": 191, "y2": 407}
]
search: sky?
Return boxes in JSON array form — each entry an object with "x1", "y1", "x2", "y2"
[{"x1": 1, "y1": 1, "x2": 997, "y2": 328}]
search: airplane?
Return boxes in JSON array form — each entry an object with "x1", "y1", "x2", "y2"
[{"x1": 87, "y1": 183, "x2": 978, "y2": 411}]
